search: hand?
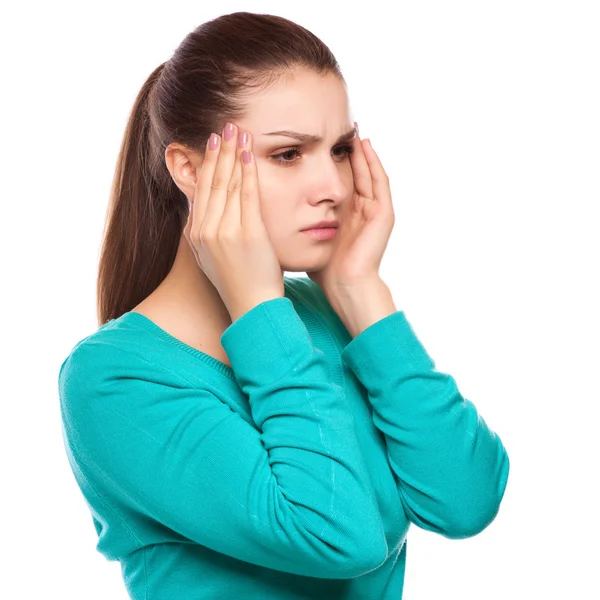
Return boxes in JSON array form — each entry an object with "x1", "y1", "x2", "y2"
[
  {"x1": 307, "y1": 122, "x2": 395, "y2": 297},
  {"x1": 183, "y1": 123, "x2": 284, "y2": 321}
]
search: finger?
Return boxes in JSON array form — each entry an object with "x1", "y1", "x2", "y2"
[
  {"x1": 349, "y1": 121, "x2": 374, "y2": 200},
  {"x1": 361, "y1": 139, "x2": 390, "y2": 205},
  {"x1": 191, "y1": 132, "x2": 221, "y2": 240},
  {"x1": 221, "y1": 129, "x2": 248, "y2": 230},
  {"x1": 239, "y1": 136, "x2": 261, "y2": 231},
  {"x1": 203, "y1": 122, "x2": 239, "y2": 231}
]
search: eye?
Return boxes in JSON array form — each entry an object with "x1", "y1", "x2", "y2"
[
  {"x1": 334, "y1": 144, "x2": 354, "y2": 159},
  {"x1": 271, "y1": 148, "x2": 303, "y2": 165},
  {"x1": 270, "y1": 144, "x2": 355, "y2": 166}
]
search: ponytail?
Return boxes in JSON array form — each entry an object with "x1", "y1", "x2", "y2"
[{"x1": 96, "y1": 62, "x2": 187, "y2": 326}]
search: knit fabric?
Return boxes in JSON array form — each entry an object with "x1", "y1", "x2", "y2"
[{"x1": 58, "y1": 276, "x2": 509, "y2": 599}]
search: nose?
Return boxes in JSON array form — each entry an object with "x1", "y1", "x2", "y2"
[{"x1": 306, "y1": 157, "x2": 351, "y2": 206}]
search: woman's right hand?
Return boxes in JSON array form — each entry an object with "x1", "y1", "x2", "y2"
[{"x1": 183, "y1": 123, "x2": 284, "y2": 322}]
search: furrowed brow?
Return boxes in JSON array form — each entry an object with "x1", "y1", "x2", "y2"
[{"x1": 262, "y1": 127, "x2": 357, "y2": 145}]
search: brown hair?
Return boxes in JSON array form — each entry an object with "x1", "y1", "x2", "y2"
[{"x1": 96, "y1": 11, "x2": 344, "y2": 326}]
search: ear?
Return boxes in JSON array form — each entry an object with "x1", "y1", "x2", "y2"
[{"x1": 164, "y1": 143, "x2": 204, "y2": 206}]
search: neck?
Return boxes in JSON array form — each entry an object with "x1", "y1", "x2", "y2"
[{"x1": 158, "y1": 234, "x2": 233, "y2": 325}]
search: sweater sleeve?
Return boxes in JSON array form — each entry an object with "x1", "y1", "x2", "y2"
[
  {"x1": 340, "y1": 310, "x2": 510, "y2": 540},
  {"x1": 59, "y1": 297, "x2": 387, "y2": 579}
]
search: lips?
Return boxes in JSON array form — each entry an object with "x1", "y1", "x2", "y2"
[
  {"x1": 301, "y1": 220, "x2": 339, "y2": 231},
  {"x1": 302, "y1": 227, "x2": 338, "y2": 240}
]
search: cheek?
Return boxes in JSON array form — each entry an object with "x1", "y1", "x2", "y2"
[{"x1": 260, "y1": 205, "x2": 288, "y2": 235}]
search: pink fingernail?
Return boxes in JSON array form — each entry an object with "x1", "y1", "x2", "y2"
[
  {"x1": 223, "y1": 123, "x2": 235, "y2": 141},
  {"x1": 242, "y1": 150, "x2": 252, "y2": 165},
  {"x1": 209, "y1": 133, "x2": 219, "y2": 150}
]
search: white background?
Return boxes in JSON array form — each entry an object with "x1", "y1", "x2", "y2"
[{"x1": 1, "y1": 1, "x2": 598, "y2": 598}]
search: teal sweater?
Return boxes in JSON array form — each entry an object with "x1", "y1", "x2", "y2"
[{"x1": 58, "y1": 276, "x2": 509, "y2": 599}]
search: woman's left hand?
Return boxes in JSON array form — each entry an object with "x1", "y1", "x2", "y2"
[{"x1": 307, "y1": 122, "x2": 396, "y2": 296}]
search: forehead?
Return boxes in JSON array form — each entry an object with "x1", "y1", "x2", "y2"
[{"x1": 241, "y1": 68, "x2": 351, "y2": 131}]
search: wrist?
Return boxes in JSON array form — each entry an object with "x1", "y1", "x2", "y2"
[{"x1": 329, "y1": 278, "x2": 398, "y2": 338}]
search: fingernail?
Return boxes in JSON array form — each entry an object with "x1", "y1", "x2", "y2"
[
  {"x1": 223, "y1": 123, "x2": 235, "y2": 141},
  {"x1": 238, "y1": 131, "x2": 248, "y2": 148},
  {"x1": 208, "y1": 133, "x2": 219, "y2": 150},
  {"x1": 242, "y1": 150, "x2": 252, "y2": 165}
]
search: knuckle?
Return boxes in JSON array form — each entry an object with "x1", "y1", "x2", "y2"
[
  {"x1": 240, "y1": 188, "x2": 254, "y2": 202},
  {"x1": 197, "y1": 226, "x2": 214, "y2": 245},
  {"x1": 211, "y1": 175, "x2": 226, "y2": 190},
  {"x1": 190, "y1": 229, "x2": 201, "y2": 245},
  {"x1": 217, "y1": 226, "x2": 237, "y2": 242},
  {"x1": 227, "y1": 179, "x2": 241, "y2": 194}
]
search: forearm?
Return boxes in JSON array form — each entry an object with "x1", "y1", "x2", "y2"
[{"x1": 330, "y1": 278, "x2": 399, "y2": 338}]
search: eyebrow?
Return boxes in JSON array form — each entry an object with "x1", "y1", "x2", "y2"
[{"x1": 261, "y1": 127, "x2": 357, "y2": 145}]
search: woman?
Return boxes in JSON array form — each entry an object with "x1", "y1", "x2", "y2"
[{"x1": 58, "y1": 11, "x2": 510, "y2": 599}]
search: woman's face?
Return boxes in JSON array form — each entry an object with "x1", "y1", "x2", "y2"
[{"x1": 233, "y1": 67, "x2": 356, "y2": 273}]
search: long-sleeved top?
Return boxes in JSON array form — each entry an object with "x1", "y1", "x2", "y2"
[{"x1": 58, "y1": 275, "x2": 510, "y2": 599}]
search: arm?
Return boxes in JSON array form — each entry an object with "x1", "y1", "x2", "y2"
[
  {"x1": 58, "y1": 297, "x2": 387, "y2": 579},
  {"x1": 335, "y1": 279, "x2": 510, "y2": 539}
]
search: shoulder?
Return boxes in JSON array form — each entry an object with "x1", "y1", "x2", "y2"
[
  {"x1": 58, "y1": 326, "x2": 146, "y2": 402},
  {"x1": 284, "y1": 275, "x2": 326, "y2": 311},
  {"x1": 284, "y1": 275, "x2": 352, "y2": 343},
  {"x1": 58, "y1": 316, "x2": 183, "y2": 411},
  {"x1": 59, "y1": 315, "x2": 149, "y2": 376}
]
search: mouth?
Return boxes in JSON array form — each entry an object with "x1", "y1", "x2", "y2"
[
  {"x1": 300, "y1": 220, "x2": 339, "y2": 231},
  {"x1": 301, "y1": 227, "x2": 338, "y2": 241}
]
